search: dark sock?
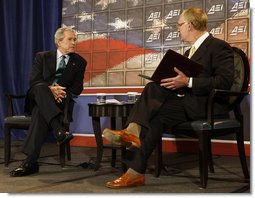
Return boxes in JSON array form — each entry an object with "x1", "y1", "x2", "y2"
[
  {"x1": 50, "y1": 114, "x2": 65, "y2": 133},
  {"x1": 25, "y1": 155, "x2": 38, "y2": 165}
]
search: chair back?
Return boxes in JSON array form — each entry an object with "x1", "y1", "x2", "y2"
[
  {"x1": 228, "y1": 47, "x2": 250, "y2": 108},
  {"x1": 5, "y1": 94, "x2": 26, "y2": 116}
]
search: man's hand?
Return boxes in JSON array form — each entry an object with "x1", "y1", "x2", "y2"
[
  {"x1": 48, "y1": 83, "x2": 66, "y2": 103},
  {"x1": 160, "y1": 67, "x2": 189, "y2": 90}
]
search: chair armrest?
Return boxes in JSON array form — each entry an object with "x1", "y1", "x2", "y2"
[
  {"x1": 208, "y1": 89, "x2": 248, "y2": 97},
  {"x1": 4, "y1": 93, "x2": 26, "y2": 116},
  {"x1": 207, "y1": 89, "x2": 249, "y2": 127}
]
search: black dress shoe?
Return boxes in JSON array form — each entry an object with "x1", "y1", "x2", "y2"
[
  {"x1": 56, "y1": 131, "x2": 74, "y2": 145},
  {"x1": 10, "y1": 161, "x2": 39, "y2": 177}
]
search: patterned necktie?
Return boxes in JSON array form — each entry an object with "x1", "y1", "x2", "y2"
[
  {"x1": 188, "y1": 46, "x2": 196, "y2": 59},
  {"x1": 53, "y1": 55, "x2": 66, "y2": 84}
]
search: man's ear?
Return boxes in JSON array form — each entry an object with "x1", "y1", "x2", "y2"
[
  {"x1": 56, "y1": 40, "x2": 61, "y2": 47},
  {"x1": 188, "y1": 22, "x2": 192, "y2": 31}
]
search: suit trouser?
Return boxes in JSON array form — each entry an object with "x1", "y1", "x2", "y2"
[
  {"x1": 22, "y1": 84, "x2": 65, "y2": 161},
  {"x1": 124, "y1": 82, "x2": 188, "y2": 173}
]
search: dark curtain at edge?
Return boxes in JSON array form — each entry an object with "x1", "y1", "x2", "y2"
[{"x1": 0, "y1": 0, "x2": 62, "y2": 139}]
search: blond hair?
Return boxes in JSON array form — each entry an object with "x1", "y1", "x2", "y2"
[{"x1": 182, "y1": 8, "x2": 208, "y2": 31}]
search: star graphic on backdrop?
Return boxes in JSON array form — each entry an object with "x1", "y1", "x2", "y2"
[
  {"x1": 76, "y1": 12, "x2": 94, "y2": 22},
  {"x1": 70, "y1": 0, "x2": 87, "y2": 5},
  {"x1": 127, "y1": 0, "x2": 139, "y2": 6},
  {"x1": 62, "y1": 7, "x2": 67, "y2": 15},
  {"x1": 108, "y1": 17, "x2": 133, "y2": 30},
  {"x1": 62, "y1": 24, "x2": 76, "y2": 30},
  {"x1": 96, "y1": 0, "x2": 109, "y2": 10}
]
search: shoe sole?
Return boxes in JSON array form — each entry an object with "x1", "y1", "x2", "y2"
[
  {"x1": 106, "y1": 182, "x2": 144, "y2": 189},
  {"x1": 10, "y1": 168, "x2": 39, "y2": 177}
]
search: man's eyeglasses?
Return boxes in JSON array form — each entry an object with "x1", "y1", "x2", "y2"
[{"x1": 176, "y1": 22, "x2": 187, "y2": 28}]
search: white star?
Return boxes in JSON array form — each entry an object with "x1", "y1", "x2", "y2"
[
  {"x1": 62, "y1": 24, "x2": 76, "y2": 30},
  {"x1": 76, "y1": 12, "x2": 93, "y2": 22},
  {"x1": 62, "y1": 7, "x2": 67, "y2": 15},
  {"x1": 70, "y1": 0, "x2": 87, "y2": 5},
  {"x1": 108, "y1": 17, "x2": 133, "y2": 30},
  {"x1": 127, "y1": 0, "x2": 139, "y2": 6},
  {"x1": 96, "y1": 0, "x2": 109, "y2": 10},
  {"x1": 93, "y1": 32, "x2": 108, "y2": 39}
]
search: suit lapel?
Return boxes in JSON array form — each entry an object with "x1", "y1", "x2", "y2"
[
  {"x1": 58, "y1": 53, "x2": 77, "y2": 84},
  {"x1": 63, "y1": 53, "x2": 77, "y2": 75},
  {"x1": 45, "y1": 51, "x2": 57, "y2": 78},
  {"x1": 66, "y1": 53, "x2": 76, "y2": 70}
]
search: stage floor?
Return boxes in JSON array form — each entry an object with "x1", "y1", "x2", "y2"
[{"x1": 0, "y1": 140, "x2": 250, "y2": 193}]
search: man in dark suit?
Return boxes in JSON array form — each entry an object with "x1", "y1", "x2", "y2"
[
  {"x1": 10, "y1": 27, "x2": 87, "y2": 177},
  {"x1": 103, "y1": 7, "x2": 234, "y2": 188}
]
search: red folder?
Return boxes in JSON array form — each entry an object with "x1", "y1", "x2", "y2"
[{"x1": 139, "y1": 49, "x2": 204, "y2": 83}]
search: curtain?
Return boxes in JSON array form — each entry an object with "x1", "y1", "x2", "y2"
[{"x1": 0, "y1": 0, "x2": 62, "y2": 139}]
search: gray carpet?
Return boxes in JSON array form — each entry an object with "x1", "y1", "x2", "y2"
[{"x1": 0, "y1": 140, "x2": 250, "y2": 193}]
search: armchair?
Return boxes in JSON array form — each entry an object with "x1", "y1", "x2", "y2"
[
  {"x1": 3, "y1": 93, "x2": 72, "y2": 167},
  {"x1": 154, "y1": 47, "x2": 250, "y2": 188}
]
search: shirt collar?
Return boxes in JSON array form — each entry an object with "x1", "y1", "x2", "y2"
[
  {"x1": 57, "y1": 50, "x2": 69, "y2": 60},
  {"x1": 193, "y1": 32, "x2": 209, "y2": 50}
]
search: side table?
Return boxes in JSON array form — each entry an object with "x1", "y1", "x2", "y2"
[{"x1": 88, "y1": 102, "x2": 135, "y2": 171}]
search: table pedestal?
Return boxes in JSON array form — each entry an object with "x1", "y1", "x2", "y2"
[{"x1": 88, "y1": 102, "x2": 135, "y2": 171}]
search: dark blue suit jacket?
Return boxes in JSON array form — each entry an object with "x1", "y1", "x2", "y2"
[{"x1": 25, "y1": 50, "x2": 87, "y2": 116}]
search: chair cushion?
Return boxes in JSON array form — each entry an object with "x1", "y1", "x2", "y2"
[
  {"x1": 4, "y1": 115, "x2": 31, "y2": 125},
  {"x1": 174, "y1": 119, "x2": 240, "y2": 131}
]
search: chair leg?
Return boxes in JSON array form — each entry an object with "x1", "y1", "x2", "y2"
[
  {"x1": 111, "y1": 148, "x2": 117, "y2": 167},
  {"x1": 66, "y1": 142, "x2": 71, "y2": 161},
  {"x1": 198, "y1": 132, "x2": 209, "y2": 189},
  {"x1": 121, "y1": 147, "x2": 127, "y2": 172},
  {"x1": 208, "y1": 139, "x2": 214, "y2": 173},
  {"x1": 4, "y1": 125, "x2": 11, "y2": 167},
  {"x1": 154, "y1": 138, "x2": 162, "y2": 177},
  {"x1": 236, "y1": 130, "x2": 250, "y2": 179},
  {"x1": 59, "y1": 143, "x2": 65, "y2": 168}
]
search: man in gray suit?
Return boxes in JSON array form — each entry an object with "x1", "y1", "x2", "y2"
[
  {"x1": 103, "y1": 7, "x2": 234, "y2": 188},
  {"x1": 10, "y1": 27, "x2": 87, "y2": 177}
]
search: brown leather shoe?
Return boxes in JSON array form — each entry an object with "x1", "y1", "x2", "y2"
[
  {"x1": 103, "y1": 128, "x2": 141, "y2": 148},
  {"x1": 106, "y1": 172, "x2": 145, "y2": 188}
]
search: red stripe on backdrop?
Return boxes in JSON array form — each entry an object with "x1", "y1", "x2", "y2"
[
  {"x1": 70, "y1": 135, "x2": 250, "y2": 157},
  {"x1": 76, "y1": 38, "x2": 157, "y2": 82}
]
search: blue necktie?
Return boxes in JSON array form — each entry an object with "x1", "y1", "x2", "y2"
[{"x1": 53, "y1": 55, "x2": 66, "y2": 84}]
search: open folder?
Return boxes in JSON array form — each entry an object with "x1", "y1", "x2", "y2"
[{"x1": 139, "y1": 49, "x2": 204, "y2": 83}]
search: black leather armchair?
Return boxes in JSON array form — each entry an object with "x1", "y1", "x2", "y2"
[
  {"x1": 3, "y1": 93, "x2": 72, "y2": 167},
  {"x1": 154, "y1": 47, "x2": 250, "y2": 188}
]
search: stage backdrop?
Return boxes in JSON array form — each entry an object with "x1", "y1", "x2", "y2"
[
  {"x1": 61, "y1": 0, "x2": 250, "y2": 142},
  {"x1": 0, "y1": 0, "x2": 250, "y2": 143},
  {"x1": 61, "y1": 0, "x2": 250, "y2": 92}
]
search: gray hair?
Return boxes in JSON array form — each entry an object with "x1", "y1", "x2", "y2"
[{"x1": 54, "y1": 27, "x2": 76, "y2": 44}]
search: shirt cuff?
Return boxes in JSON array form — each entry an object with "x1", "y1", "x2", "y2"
[{"x1": 188, "y1": 77, "x2": 193, "y2": 88}]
